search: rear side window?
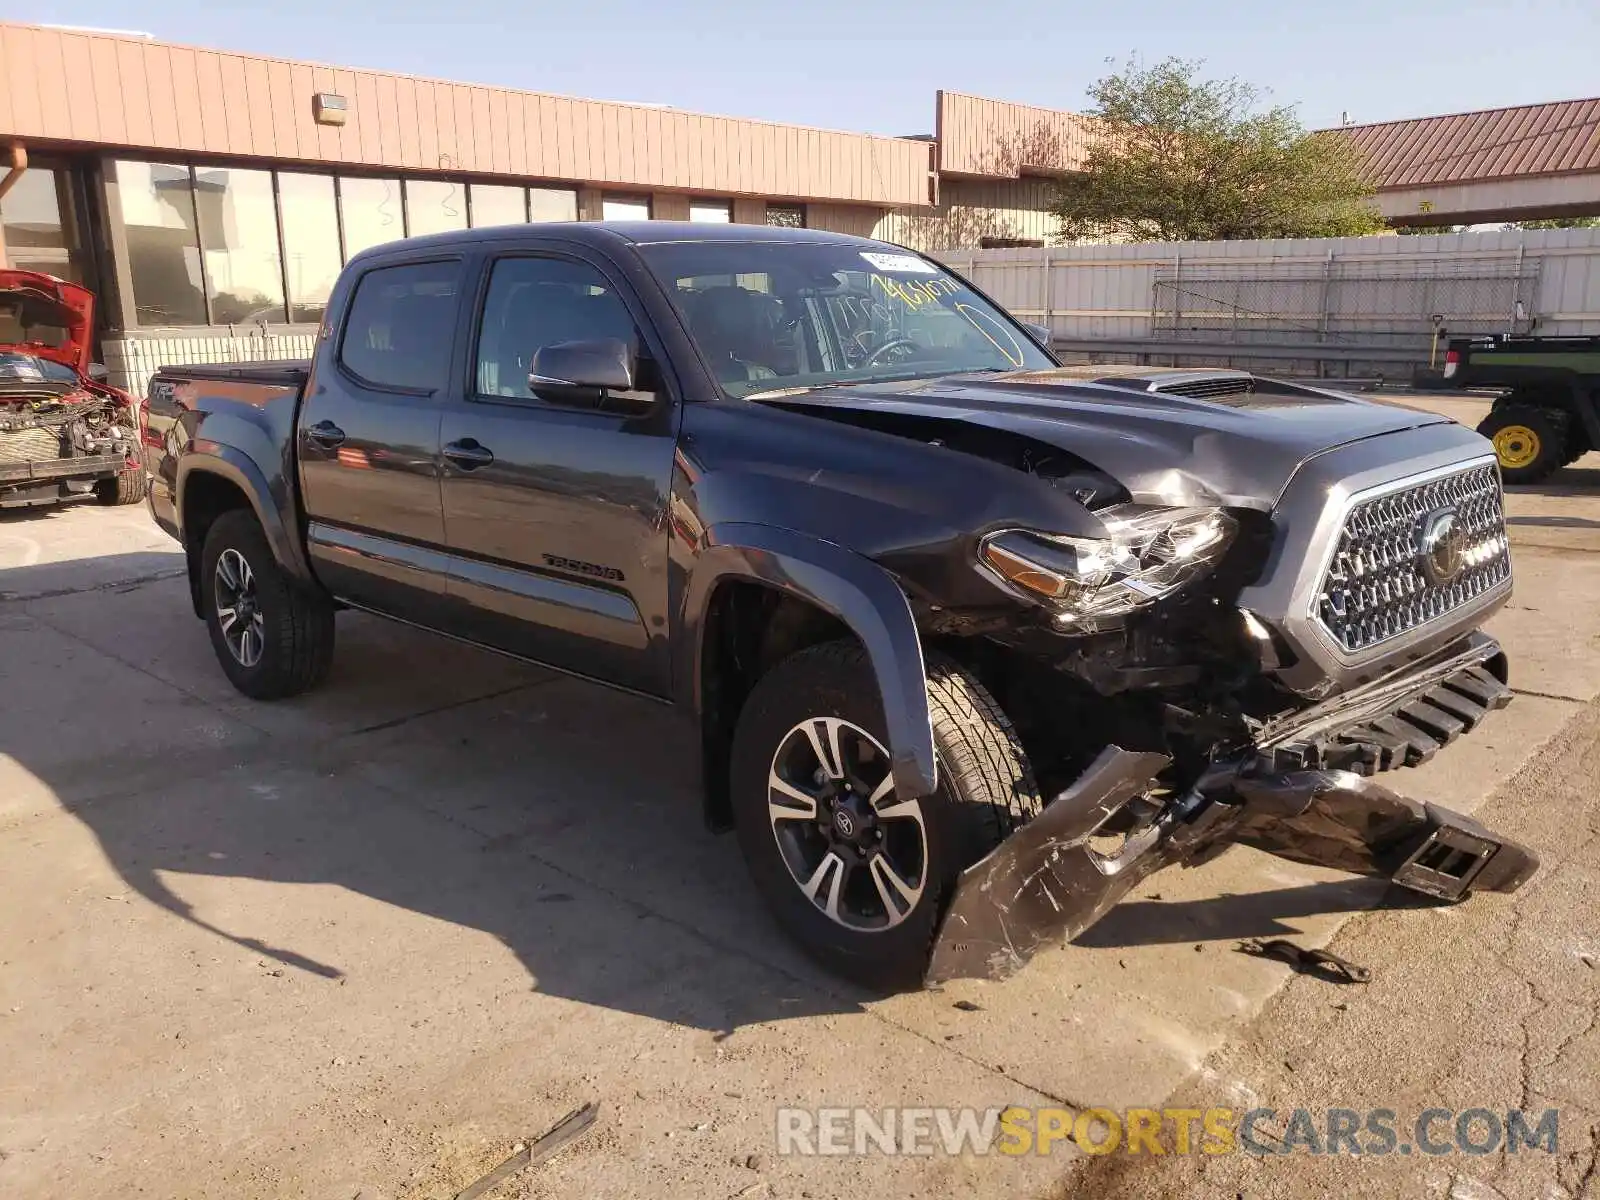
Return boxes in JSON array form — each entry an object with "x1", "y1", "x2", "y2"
[{"x1": 339, "y1": 260, "x2": 461, "y2": 392}]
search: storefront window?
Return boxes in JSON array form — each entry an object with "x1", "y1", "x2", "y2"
[
  {"x1": 766, "y1": 205, "x2": 805, "y2": 229},
  {"x1": 689, "y1": 201, "x2": 731, "y2": 223},
  {"x1": 194, "y1": 167, "x2": 286, "y2": 324},
  {"x1": 114, "y1": 160, "x2": 206, "y2": 326},
  {"x1": 528, "y1": 187, "x2": 578, "y2": 222},
  {"x1": 528, "y1": 188, "x2": 579, "y2": 224},
  {"x1": 602, "y1": 195, "x2": 651, "y2": 221},
  {"x1": 469, "y1": 184, "x2": 527, "y2": 228},
  {"x1": 0, "y1": 166, "x2": 82, "y2": 281},
  {"x1": 406, "y1": 179, "x2": 468, "y2": 237},
  {"x1": 340, "y1": 176, "x2": 405, "y2": 257},
  {"x1": 278, "y1": 173, "x2": 342, "y2": 324}
]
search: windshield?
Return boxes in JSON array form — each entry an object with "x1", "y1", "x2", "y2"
[
  {"x1": 635, "y1": 241, "x2": 1053, "y2": 397},
  {"x1": 0, "y1": 351, "x2": 79, "y2": 387}
]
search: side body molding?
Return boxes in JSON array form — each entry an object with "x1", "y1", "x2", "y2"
[{"x1": 678, "y1": 521, "x2": 938, "y2": 801}]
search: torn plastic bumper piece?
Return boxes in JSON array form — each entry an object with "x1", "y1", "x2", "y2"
[{"x1": 924, "y1": 747, "x2": 1539, "y2": 984}]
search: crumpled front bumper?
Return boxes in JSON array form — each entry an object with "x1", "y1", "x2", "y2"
[{"x1": 925, "y1": 637, "x2": 1538, "y2": 985}]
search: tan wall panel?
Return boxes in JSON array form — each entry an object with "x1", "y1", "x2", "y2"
[
  {"x1": 59, "y1": 36, "x2": 99, "y2": 143},
  {"x1": 0, "y1": 28, "x2": 15, "y2": 132},
  {"x1": 265, "y1": 60, "x2": 298, "y2": 161},
  {"x1": 393, "y1": 77, "x2": 422, "y2": 171},
  {"x1": 115, "y1": 40, "x2": 154, "y2": 146},
  {"x1": 86, "y1": 38, "x2": 126, "y2": 145},
  {"x1": 373, "y1": 75, "x2": 401, "y2": 166},
  {"x1": 937, "y1": 92, "x2": 1097, "y2": 179},
  {"x1": 168, "y1": 48, "x2": 206, "y2": 153},
  {"x1": 146, "y1": 47, "x2": 183, "y2": 150},
  {"x1": 652, "y1": 193, "x2": 691, "y2": 221},
  {"x1": 309, "y1": 65, "x2": 343, "y2": 163},
  {"x1": 28, "y1": 30, "x2": 71, "y2": 140},
  {"x1": 732, "y1": 197, "x2": 766, "y2": 225},
  {"x1": 218, "y1": 55, "x2": 256, "y2": 156},
  {"x1": 806, "y1": 203, "x2": 885, "y2": 238},
  {"x1": 413, "y1": 80, "x2": 440, "y2": 174},
  {"x1": 0, "y1": 22, "x2": 930, "y2": 204}
]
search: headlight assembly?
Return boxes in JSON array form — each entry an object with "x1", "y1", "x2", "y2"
[{"x1": 978, "y1": 505, "x2": 1238, "y2": 629}]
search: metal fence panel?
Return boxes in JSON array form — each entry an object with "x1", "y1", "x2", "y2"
[{"x1": 952, "y1": 228, "x2": 1600, "y2": 380}]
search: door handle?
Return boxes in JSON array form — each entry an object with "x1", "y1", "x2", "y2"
[
  {"x1": 443, "y1": 438, "x2": 495, "y2": 470},
  {"x1": 304, "y1": 420, "x2": 346, "y2": 449}
]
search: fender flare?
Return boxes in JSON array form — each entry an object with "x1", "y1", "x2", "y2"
[
  {"x1": 175, "y1": 448, "x2": 316, "y2": 612},
  {"x1": 678, "y1": 521, "x2": 938, "y2": 800}
]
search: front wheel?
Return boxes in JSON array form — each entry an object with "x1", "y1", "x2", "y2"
[
  {"x1": 200, "y1": 509, "x2": 335, "y2": 699},
  {"x1": 94, "y1": 467, "x2": 147, "y2": 505},
  {"x1": 729, "y1": 641, "x2": 1041, "y2": 991},
  {"x1": 1478, "y1": 404, "x2": 1567, "y2": 484}
]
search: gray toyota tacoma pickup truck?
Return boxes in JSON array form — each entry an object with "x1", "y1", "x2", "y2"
[{"x1": 143, "y1": 223, "x2": 1536, "y2": 989}]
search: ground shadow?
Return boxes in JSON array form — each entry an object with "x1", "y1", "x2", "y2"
[
  {"x1": 1506, "y1": 514, "x2": 1600, "y2": 530},
  {"x1": 2, "y1": 552, "x2": 869, "y2": 1035},
  {"x1": 1072, "y1": 878, "x2": 1389, "y2": 948},
  {"x1": 1507, "y1": 463, "x2": 1600, "y2": 497}
]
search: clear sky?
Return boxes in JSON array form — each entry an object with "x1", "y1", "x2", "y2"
[{"x1": 26, "y1": 0, "x2": 1600, "y2": 136}]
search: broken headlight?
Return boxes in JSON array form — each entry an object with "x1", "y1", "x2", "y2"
[{"x1": 978, "y1": 505, "x2": 1237, "y2": 629}]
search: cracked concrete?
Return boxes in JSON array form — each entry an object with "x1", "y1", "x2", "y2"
[{"x1": 1062, "y1": 697, "x2": 1600, "y2": 1200}]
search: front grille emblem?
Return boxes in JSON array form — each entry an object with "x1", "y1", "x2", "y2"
[{"x1": 1418, "y1": 506, "x2": 1467, "y2": 585}]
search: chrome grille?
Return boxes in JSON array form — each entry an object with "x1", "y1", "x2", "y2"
[
  {"x1": 1317, "y1": 462, "x2": 1510, "y2": 653},
  {"x1": 0, "y1": 427, "x2": 62, "y2": 466}
]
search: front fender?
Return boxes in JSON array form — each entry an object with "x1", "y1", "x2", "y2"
[{"x1": 678, "y1": 521, "x2": 938, "y2": 800}]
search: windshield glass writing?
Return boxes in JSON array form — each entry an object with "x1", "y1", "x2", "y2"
[{"x1": 636, "y1": 241, "x2": 1052, "y2": 397}]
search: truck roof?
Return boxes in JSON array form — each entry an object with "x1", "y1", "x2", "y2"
[{"x1": 346, "y1": 220, "x2": 893, "y2": 265}]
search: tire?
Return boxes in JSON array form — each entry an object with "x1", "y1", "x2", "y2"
[
  {"x1": 94, "y1": 467, "x2": 147, "y2": 506},
  {"x1": 729, "y1": 640, "x2": 1041, "y2": 991},
  {"x1": 199, "y1": 509, "x2": 335, "y2": 700},
  {"x1": 1477, "y1": 404, "x2": 1568, "y2": 484},
  {"x1": 1562, "y1": 425, "x2": 1593, "y2": 467}
]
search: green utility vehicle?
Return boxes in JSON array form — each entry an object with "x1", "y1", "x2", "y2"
[{"x1": 1443, "y1": 334, "x2": 1600, "y2": 483}]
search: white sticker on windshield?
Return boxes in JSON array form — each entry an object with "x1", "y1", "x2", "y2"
[{"x1": 859, "y1": 252, "x2": 937, "y2": 274}]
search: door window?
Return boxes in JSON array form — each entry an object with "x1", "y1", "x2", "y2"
[
  {"x1": 475, "y1": 257, "x2": 638, "y2": 399},
  {"x1": 339, "y1": 260, "x2": 461, "y2": 393}
]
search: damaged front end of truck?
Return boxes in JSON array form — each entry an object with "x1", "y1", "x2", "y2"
[
  {"x1": 926, "y1": 633, "x2": 1537, "y2": 983},
  {"x1": 767, "y1": 367, "x2": 1543, "y2": 985}
]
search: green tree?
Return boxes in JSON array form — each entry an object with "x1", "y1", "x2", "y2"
[
  {"x1": 1502, "y1": 216, "x2": 1600, "y2": 230},
  {"x1": 1053, "y1": 57, "x2": 1386, "y2": 243}
]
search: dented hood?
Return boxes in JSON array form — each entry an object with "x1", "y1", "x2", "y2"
[
  {"x1": 0, "y1": 269, "x2": 95, "y2": 376},
  {"x1": 765, "y1": 368, "x2": 1453, "y2": 510}
]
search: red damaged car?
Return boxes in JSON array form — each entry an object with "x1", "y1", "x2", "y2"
[{"x1": 0, "y1": 269, "x2": 145, "y2": 509}]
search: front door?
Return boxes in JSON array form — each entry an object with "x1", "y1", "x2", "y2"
[
  {"x1": 298, "y1": 255, "x2": 462, "y2": 622},
  {"x1": 437, "y1": 250, "x2": 680, "y2": 696}
]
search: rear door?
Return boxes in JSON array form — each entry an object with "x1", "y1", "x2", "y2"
[
  {"x1": 436, "y1": 246, "x2": 680, "y2": 696},
  {"x1": 298, "y1": 255, "x2": 463, "y2": 622}
]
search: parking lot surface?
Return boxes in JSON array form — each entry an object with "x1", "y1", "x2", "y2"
[{"x1": 2, "y1": 390, "x2": 1599, "y2": 1198}]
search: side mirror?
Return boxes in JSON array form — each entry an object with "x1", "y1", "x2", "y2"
[
  {"x1": 1021, "y1": 322, "x2": 1051, "y2": 348},
  {"x1": 87, "y1": 362, "x2": 110, "y2": 383},
  {"x1": 529, "y1": 338, "x2": 646, "y2": 408}
]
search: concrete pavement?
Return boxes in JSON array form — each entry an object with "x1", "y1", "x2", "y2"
[{"x1": 1, "y1": 403, "x2": 1598, "y2": 1199}]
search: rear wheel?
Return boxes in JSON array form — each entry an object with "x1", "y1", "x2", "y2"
[
  {"x1": 1478, "y1": 404, "x2": 1567, "y2": 484},
  {"x1": 200, "y1": 509, "x2": 335, "y2": 699},
  {"x1": 729, "y1": 640, "x2": 1041, "y2": 991},
  {"x1": 94, "y1": 467, "x2": 147, "y2": 505}
]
